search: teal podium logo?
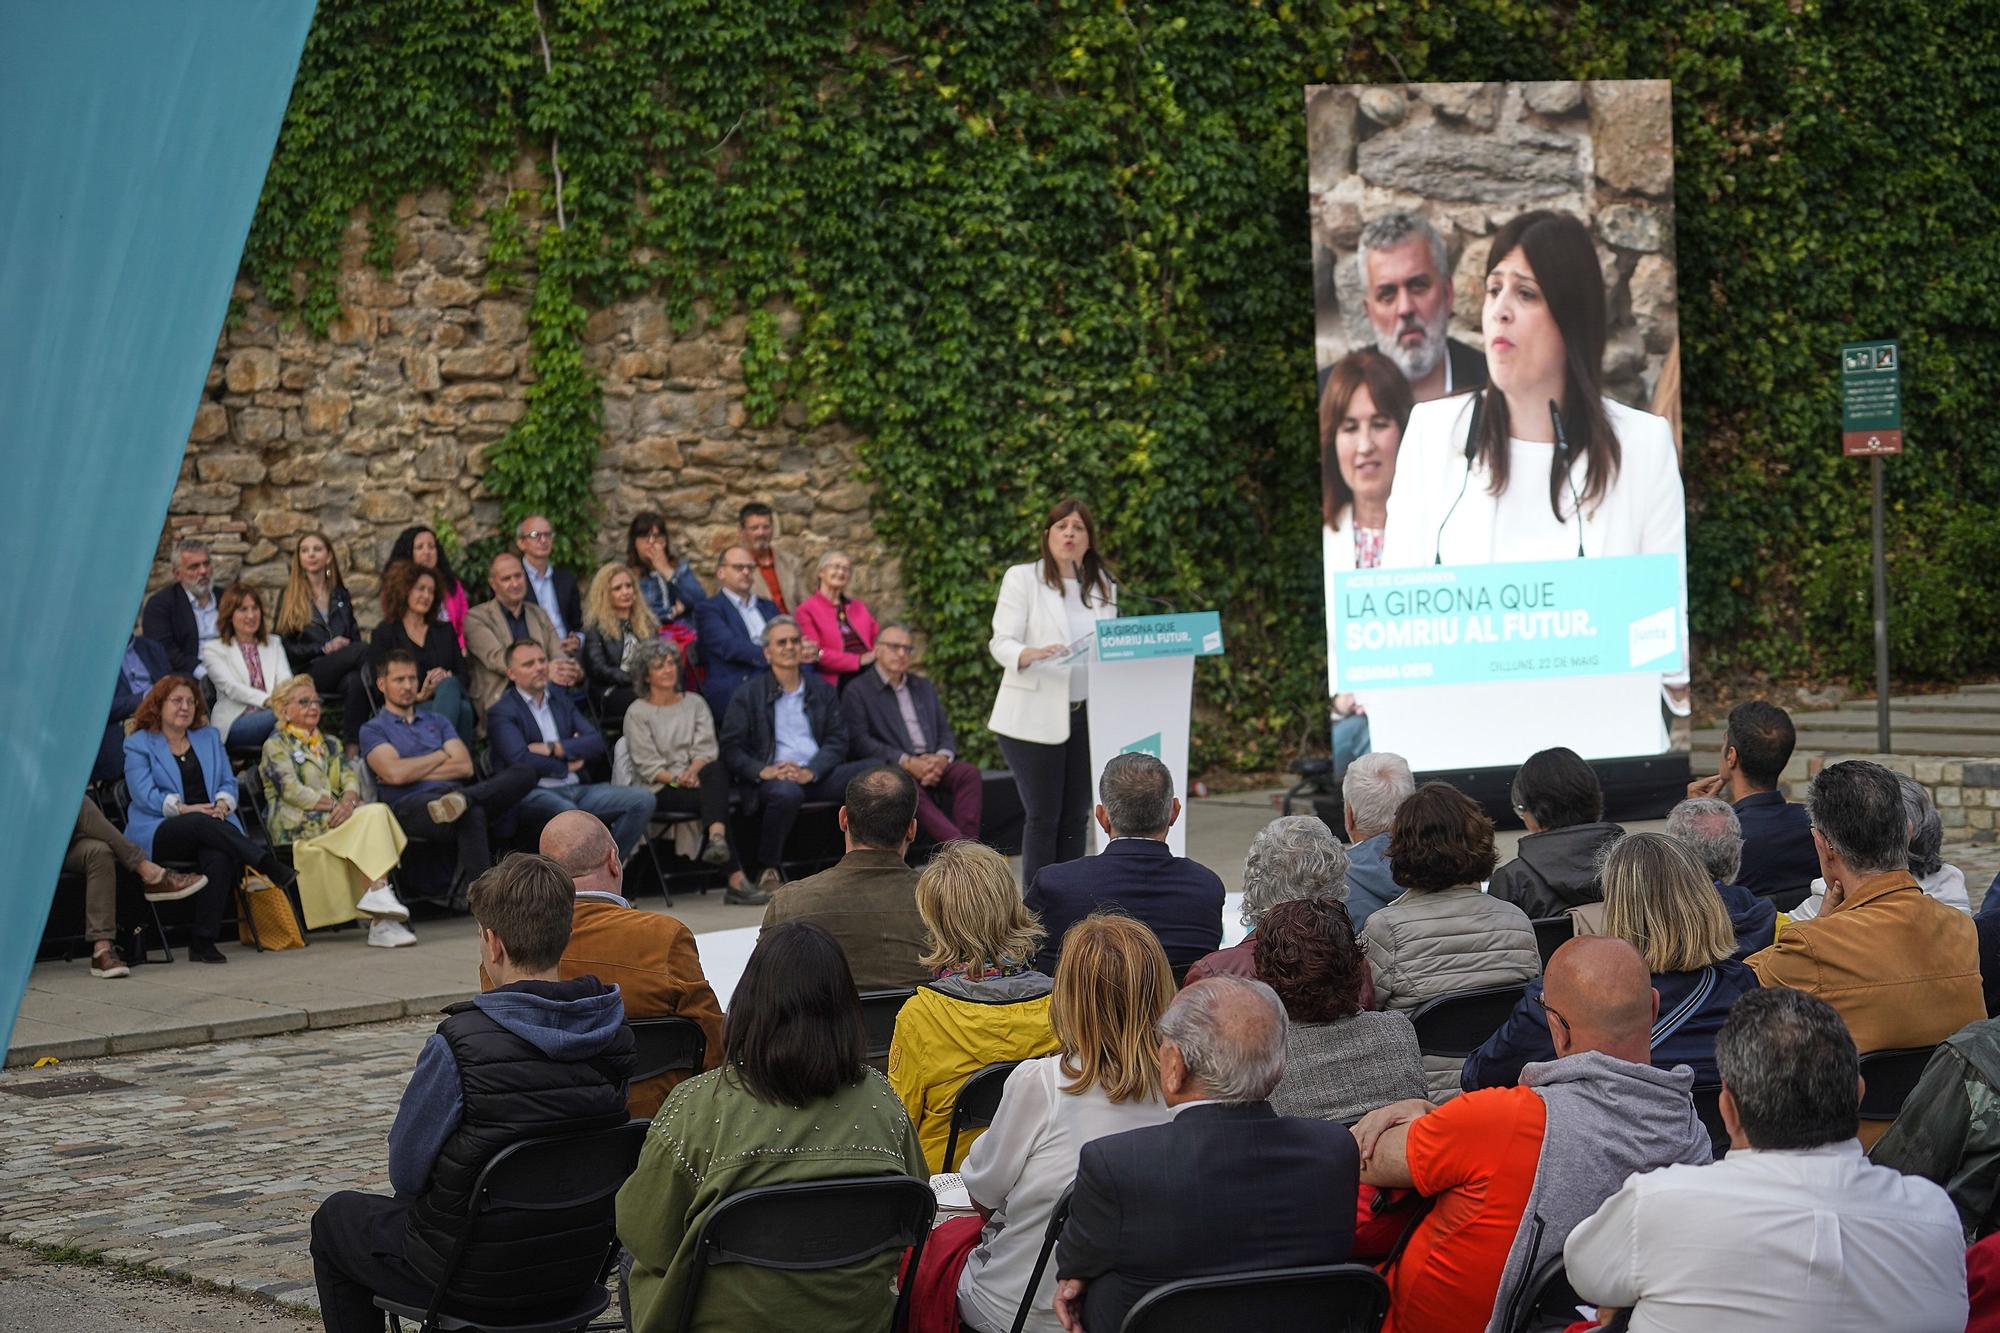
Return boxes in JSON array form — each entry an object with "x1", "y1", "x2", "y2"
[{"x1": 1120, "y1": 732, "x2": 1163, "y2": 758}]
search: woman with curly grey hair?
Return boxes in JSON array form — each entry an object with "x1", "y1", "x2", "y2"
[
  {"x1": 619, "y1": 639, "x2": 745, "y2": 892},
  {"x1": 1183, "y1": 815, "x2": 1348, "y2": 984}
]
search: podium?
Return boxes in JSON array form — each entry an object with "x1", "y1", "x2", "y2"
[{"x1": 1087, "y1": 612, "x2": 1225, "y2": 857}]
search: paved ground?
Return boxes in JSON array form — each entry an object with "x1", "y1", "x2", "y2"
[{"x1": 0, "y1": 1233, "x2": 319, "y2": 1331}]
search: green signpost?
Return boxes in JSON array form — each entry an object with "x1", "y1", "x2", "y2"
[{"x1": 1842, "y1": 339, "x2": 1901, "y2": 751}]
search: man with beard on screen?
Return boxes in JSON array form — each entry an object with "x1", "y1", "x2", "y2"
[{"x1": 1324, "y1": 211, "x2": 1486, "y2": 405}]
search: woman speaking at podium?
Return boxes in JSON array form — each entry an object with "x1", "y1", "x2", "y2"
[
  {"x1": 1372, "y1": 210, "x2": 1686, "y2": 768},
  {"x1": 988, "y1": 499, "x2": 1118, "y2": 889}
]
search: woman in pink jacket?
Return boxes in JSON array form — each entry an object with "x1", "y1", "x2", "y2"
[{"x1": 795, "y1": 549, "x2": 879, "y2": 689}]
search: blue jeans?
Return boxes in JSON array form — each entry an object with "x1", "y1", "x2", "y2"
[
  {"x1": 1331, "y1": 712, "x2": 1372, "y2": 778},
  {"x1": 515, "y1": 782, "x2": 657, "y2": 862},
  {"x1": 226, "y1": 708, "x2": 277, "y2": 748}
]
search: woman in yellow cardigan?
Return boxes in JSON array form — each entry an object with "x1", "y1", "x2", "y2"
[{"x1": 889, "y1": 841, "x2": 1060, "y2": 1171}]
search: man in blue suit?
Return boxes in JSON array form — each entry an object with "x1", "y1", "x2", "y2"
[
  {"x1": 1025, "y1": 751, "x2": 1225, "y2": 976},
  {"x1": 96, "y1": 630, "x2": 172, "y2": 783},
  {"x1": 692, "y1": 545, "x2": 779, "y2": 720},
  {"x1": 1688, "y1": 700, "x2": 1819, "y2": 907},
  {"x1": 486, "y1": 639, "x2": 654, "y2": 861}
]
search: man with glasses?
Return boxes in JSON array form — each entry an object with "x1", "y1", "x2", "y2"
[
  {"x1": 513, "y1": 513, "x2": 583, "y2": 655},
  {"x1": 692, "y1": 545, "x2": 780, "y2": 718},
  {"x1": 142, "y1": 537, "x2": 221, "y2": 677},
  {"x1": 840, "y1": 622, "x2": 982, "y2": 843},
  {"x1": 719, "y1": 616, "x2": 881, "y2": 896},
  {"x1": 1350, "y1": 936, "x2": 1711, "y2": 1333}
]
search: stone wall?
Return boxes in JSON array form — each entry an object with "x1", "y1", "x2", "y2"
[
  {"x1": 151, "y1": 183, "x2": 896, "y2": 628},
  {"x1": 1305, "y1": 79, "x2": 1677, "y2": 410},
  {"x1": 1777, "y1": 752, "x2": 2000, "y2": 842}
]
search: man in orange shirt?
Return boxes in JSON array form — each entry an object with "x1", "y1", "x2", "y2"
[
  {"x1": 736, "y1": 502, "x2": 805, "y2": 616},
  {"x1": 1353, "y1": 937, "x2": 1711, "y2": 1333}
]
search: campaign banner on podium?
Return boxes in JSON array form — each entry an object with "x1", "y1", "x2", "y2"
[
  {"x1": 1087, "y1": 614, "x2": 1224, "y2": 857},
  {"x1": 1330, "y1": 555, "x2": 1684, "y2": 691}
]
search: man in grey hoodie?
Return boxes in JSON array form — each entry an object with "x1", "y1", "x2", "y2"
[
  {"x1": 1352, "y1": 936, "x2": 1711, "y2": 1333},
  {"x1": 309, "y1": 853, "x2": 634, "y2": 1333}
]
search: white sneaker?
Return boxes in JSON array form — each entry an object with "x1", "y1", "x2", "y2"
[
  {"x1": 355, "y1": 883, "x2": 410, "y2": 921},
  {"x1": 368, "y1": 918, "x2": 417, "y2": 949}
]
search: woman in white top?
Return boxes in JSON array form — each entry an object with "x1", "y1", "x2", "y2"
[
  {"x1": 202, "y1": 582, "x2": 294, "y2": 749},
  {"x1": 1372, "y1": 210, "x2": 1687, "y2": 769},
  {"x1": 957, "y1": 914, "x2": 1176, "y2": 1333},
  {"x1": 987, "y1": 499, "x2": 1119, "y2": 889}
]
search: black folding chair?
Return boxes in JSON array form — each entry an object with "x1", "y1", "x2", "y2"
[
  {"x1": 1859, "y1": 1045, "x2": 1939, "y2": 1123},
  {"x1": 1690, "y1": 1083, "x2": 1730, "y2": 1159},
  {"x1": 1408, "y1": 984, "x2": 1529, "y2": 1060},
  {"x1": 1119, "y1": 1262, "x2": 1389, "y2": 1333},
  {"x1": 1007, "y1": 1183, "x2": 1073, "y2": 1333},
  {"x1": 375, "y1": 1119, "x2": 648, "y2": 1333},
  {"x1": 628, "y1": 1015, "x2": 709, "y2": 1089},
  {"x1": 1758, "y1": 883, "x2": 1812, "y2": 913},
  {"x1": 1530, "y1": 915, "x2": 1573, "y2": 967},
  {"x1": 675, "y1": 1174, "x2": 936, "y2": 1333},
  {"x1": 940, "y1": 1061, "x2": 1020, "y2": 1172},
  {"x1": 859, "y1": 987, "x2": 918, "y2": 1063},
  {"x1": 1501, "y1": 1252, "x2": 1591, "y2": 1333}
]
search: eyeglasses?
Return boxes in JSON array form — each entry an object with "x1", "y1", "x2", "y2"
[
  {"x1": 520, "y1": 529, "x2": 553, "y2": 541},
  {"x1": 768, "y1": 636, "x2": 802, "y2": 648},
  {"x1": 723, "y1": 561, "x2": 755, "y2": 572},
  {"x1": 877, "y1": 641, "x2": 914, "y2": 654},
  {"x1": 1528, "y1": 993, "x2": 1572, "y2": 1043}
]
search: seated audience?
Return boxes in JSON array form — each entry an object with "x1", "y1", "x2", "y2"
[
  {"x1": 1056, "y1": 976, "x2": 1359, "y2": 1333},
  {"x1": 1663, "y1": 796, "x2": 1778, "y2": 957},
  {"x1": 759, "y1": 766, "x2": 926, "y2": 986},
  {"x1": 1872, "y1": 1014, "x2": 2000, "y2": 1241},
  {"x1": 617, "y1": 922, "x2": 924, "y2": 1333},
  {"x1": 1791, "y1": 772, "x2": 1971, "y2": 919},
  {"x1": 276, "y1": 531, "x2": 370, "y2": 749},
  {"x1": 361, "y1": 651, "x2": 537, "y2": 904},
  {"x1": 1748, "y1": 759, "x2": 1983, "y2": 1146},
  {"x1": 719, "y1": 616, "x2": 878, "y2": 891},
  {"x1": 310, "y1": 854, "x2": 635, "y2": 1333},
  {"x1": 1361, "y1": 782, "x2": 1538, "y2": 1097},
  {"x1": 123, "y1": 675, "x2": 290, "y2": 964},
  {"x1": 67, "y1": 795, "x2": 204, "y2": 979},
  {"x1": 1353, "y1": 937, "x2": 1711, "y2": 1333},
  {"x1": 1567, "y1": 987, "x2": 1968, "y2": 1331},
  {"x1": 515, "y1": 512, "x2": 584, "y2": 654},
  {"x1": 1024, "y1": 752, "x2": 1225, "y2": 977},
  {"x1": 202, "y1": 582, "x2": 293, "y2": 749},
  {"x1": 1186, "y1": 814, "x2": 1348, "y2": 983},
  {"x1": 492, "y1": 810, "x2": 725, "y2": 1119},
  {"x1": 370, "y1": 559, "x2": 475, "y2": 742},
  {"x1": 386, "y1": 525, "x2": 470, "y2": 649},
  {"x1": 259, "y1": 676, "x2": 413, "y2": 947},
  {"x1": 1258, "y1": 898, "x2": 1424, "y2": 1123},
  {"x1": 620, "y1": 640, "x2": 746, "y2": 893},
  {"x1": 1690, "y1": 699, "x2": 1820, "y2": 901},
  {"x1": 626, "y1": 510, "x2": 707, "y2": 632},
  {"x1": 691, "y1": 545, "x2": 778, "y2": 719},
  {"x1": 1462, "y1": 831, "x2": 1759, "y2": 1091},
  {"x1": 580, "y1": 561, "x2": 657, "y2": 721},
  {"x1": 840, "y1": 622, "x2": 982, "y2": 845},
  {"x1": 736, "y1": 500, "x2": 805, "y2": 614},
  {"x1": 955, "y1": 914, "x2": 1178, "y2": 1333},
  {"x1": 142, "y1": 537, "x2": 220, "y2": 677},
  {"x1": 796, "y1": 550, "x2": 879, "y2": 689},
  {"x1": 487, "y1": 639, "x2": 655, "y2": 862},
  {"x1": 96, "y1": 628, "x2": 170, "y2": 784},
  {"x1": 888, "y1": 840, "x2": 1058, "y2": 1168},
  {"x1": 1488, "y1": 746, "x2": 1623, "y2": 918},
  {"x1": 1342, "y1": 752, "x2": 1415, "y2": 929},
  {"x1": 465, "y1": 552, "x2": 583, "y2": 717}
]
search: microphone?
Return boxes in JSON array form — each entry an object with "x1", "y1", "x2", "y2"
[
  {"x1": 1432, "y1": 391, "x2": 1484, "y2": 565},
  {"x1": 1550, "y1": 399, "x2": 1585, "y2": 558}
]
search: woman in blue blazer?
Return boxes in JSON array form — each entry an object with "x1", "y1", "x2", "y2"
[{"x1": 123, "y1": 675, "x2": 287, "y2": 962}]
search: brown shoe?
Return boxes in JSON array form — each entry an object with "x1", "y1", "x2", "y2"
[
  {"x1": 143, "y1": 870, "x2": 208, "y2": 903},
  {"x1": 90, "y1": 945, "x2": 131, "y2": 979},
  {"x1": 426, "y1": 791, "x2": 469, "y2": 825}
]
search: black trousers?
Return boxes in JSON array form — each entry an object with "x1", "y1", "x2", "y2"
[
  {"x1": 996, "y1": 702, "x2": 1093, "y2": 891},
  {"x1": 307, "y1": 641, "x2": 375, "y2": 746},
  {"x1": 652, "y1": 765, "x2": 736, "y2": 869},
  {"x1": 311, "y1": 1191, "x2": 433, "y2": 1333},
  {"x1": 389, "y1": 764, "x2": 538, "y2": 887},
  {"x1": 151, "y1": 813, "x2": 277, "y2": 943},
  {"x1": 751, "y1": 759, "x2": 883, "y2": 870}
]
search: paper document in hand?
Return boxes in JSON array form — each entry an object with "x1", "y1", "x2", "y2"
[{"x1": 1031, "y1": 633, "x2": 1095, "y2": 672}]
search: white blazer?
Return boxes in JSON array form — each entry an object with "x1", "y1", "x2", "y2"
[
  {"x1": 202, "y1": 633, "x2": 294, "y2": 737},
  {"x1": 986, "y1": 561, "x2": 1117, "y2": 745}
]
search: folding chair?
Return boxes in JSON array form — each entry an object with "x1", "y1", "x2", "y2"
[
  {"x1": 940, "y1": 1061, "x2": 1020, "y2": 1172},
  {"x1": 1407, "y1": 984, "x2": 1528, "y2": 1060},
  {"x1": 858, "y1": 988, "x2": 918, "y2": 1064},
  {"x1": 675, "y1": 1175, "x2": 936, "y2": 1333},
  {"x1": 1119, "y1": 1262, "x2": 1389, "y2": 1333},
  {"x1": 374, "y1": 1120, "x2": 648, "y2": 1333},
  {"x1": 1530, "y1": 915, "x2": 1573, "y2": 967},
  {"x1": 1859, "y1": 1045, "x2": 1939, "y2": 1123},
  {"x1": 1007, "y1": 1183, "x2": 1073, "y2": 1333},
  {"x1": 1500, "y1": 1251, "x2": 1589, "y2": 1333},
  {"x1": 1690, "y1": 1083, "x2": 1730, "y2": 1159},
  {"x1": 628, "y1": 1015, "x2": 709, "y2": 1090}
]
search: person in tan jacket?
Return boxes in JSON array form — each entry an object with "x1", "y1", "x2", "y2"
[
  {"x1": 463, "y1": 552, "x2": 583, "y2": 717},
  {"x1": 1748, "y1": 759, "x2": 1983, "y2": 1146},
  {"x1": 479, "y1": 809, "x2": 724, "y2": 1118}
]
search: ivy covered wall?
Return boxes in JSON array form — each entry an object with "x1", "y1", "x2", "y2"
[{"x1": 240, "y1": 0, "x2": 2000, "y2": 769}]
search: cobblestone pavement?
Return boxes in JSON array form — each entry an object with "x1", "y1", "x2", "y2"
[{"x1": 0, "y1": 1243, "x2": 319, "y2": 1331}]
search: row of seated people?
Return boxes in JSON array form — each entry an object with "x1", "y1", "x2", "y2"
[{"x1": 307, "y1": 745, "x2": 1991, "y2": 1333}]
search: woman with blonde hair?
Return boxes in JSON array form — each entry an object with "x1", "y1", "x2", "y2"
[
  {"x1": 954, "y1": 913, "x2": 1176, "y2": 1333},
  {"x1": 581, "y1": 560, "x2": 659, "y2": 720},
  {"x1": 888, "y1": 842, "x2": 1058, "y2": 1170},
  {"x1": 275, "y1": 532, "x2": 371, "y2": 749},
  {"x1": 259, "y1": 675, "x2": 415, "y2": 947},
  {"x1": 1462, "y1": 830, "x2": 1757, "y2": 1091}
]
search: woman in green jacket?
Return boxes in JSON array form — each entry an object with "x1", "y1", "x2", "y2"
[{"x1": 617, "y1": 922, "x2": 926, "y2": 1332}]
